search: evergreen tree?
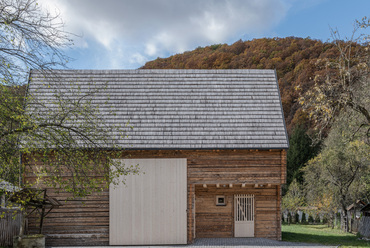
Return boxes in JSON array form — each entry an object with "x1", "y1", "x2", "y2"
[{"x1": 286, "y1": 126, "x2": 320, "y2": 186}]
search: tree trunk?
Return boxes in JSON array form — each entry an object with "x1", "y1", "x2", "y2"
[{"x1": 341, "y1": 207, "x2": 349, "y2": 232}]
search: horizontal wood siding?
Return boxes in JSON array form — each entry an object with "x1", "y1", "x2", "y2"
[
  {"x1": 126, "y1": 149, "x2": 285, "y2": 185},
  {"x1": 195, "y1": 184, "x2": 280, "y2": 240},
  {"x1": 25, "y1": 149, "x2": 286, "y2": 245},
  {"x1": 281, "y1": 149, "x2": 287, "y2": 184},
  {"x1": 188, "y1": 184, "x2": 195, "y2": 243},
  {"x1": 27, "y1": 189, "x2": 109, "y2": 246}
]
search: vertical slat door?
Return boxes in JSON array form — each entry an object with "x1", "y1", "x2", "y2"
[
  {"x1": 109, "y1": 159, "x2": 187, "y2": 245},
  {"x1": 234, "y1": 194, "x2": 254, "y2": 237}
]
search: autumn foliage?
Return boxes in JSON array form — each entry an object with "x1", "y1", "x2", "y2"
[{"x1": 142, "y1": 37, "x2": 366, "y2": 135}]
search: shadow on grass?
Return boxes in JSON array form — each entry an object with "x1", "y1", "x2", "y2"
[{"x1": 283, "y1": 231, "x2": 369, "y2": 247}]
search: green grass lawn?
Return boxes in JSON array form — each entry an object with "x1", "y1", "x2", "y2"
[{"x1": 282, "y1": 224, "x2": 370, "y2": 247}]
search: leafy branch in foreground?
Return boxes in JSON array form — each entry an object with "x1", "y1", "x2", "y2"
[
  {"x1": 0, "y1": 0, "x2": 138, "y2": 199},
  {"x1": 298, "y1": 17, "x2": 369, "y2": 142},
  {"x1": 2, "y1": 76, "x2": 138, "y2": 198},
  {"x1": 0, "y1": 0, "x2": 73, "y2": 86}
]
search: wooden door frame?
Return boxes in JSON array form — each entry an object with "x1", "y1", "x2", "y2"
[{"x1": 232, "y1": 194, "x2": 234, "y2": 236}]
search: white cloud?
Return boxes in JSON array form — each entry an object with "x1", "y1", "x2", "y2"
[
  {"x1": 145, "y1": 43, "x2": 157, "y2": 57},
  {"x1": 38, "y1": 0, "x2": 289, "y2": 68},
  {"x1": 130, "y1": 53, "x2": 148, "y2": 65}
]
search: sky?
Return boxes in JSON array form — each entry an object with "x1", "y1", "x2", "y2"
[{"x1": 39, "y1": 0, "x2": 370, "y2": 70}]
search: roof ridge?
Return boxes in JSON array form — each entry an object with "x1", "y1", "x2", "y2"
[{"x1": 31, "y1": 69, "x2": 276, "y2": 74}]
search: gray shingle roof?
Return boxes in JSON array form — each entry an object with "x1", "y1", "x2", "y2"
[
  {"x1": 0, "y1": 179, "x2": 21, "y2": 192},
  {"x1": 28, "y1": 69, "x2": 289, "y2": 149}
]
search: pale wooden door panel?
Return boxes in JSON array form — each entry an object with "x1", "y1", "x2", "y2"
[
  {"x1": 234, "y1": 194, "x2": 254, "y2": 237},
  {"x1": 109, "y1": 158, "x2": 187, "y2": 245}
]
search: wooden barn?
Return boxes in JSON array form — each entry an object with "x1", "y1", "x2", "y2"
[{"x1": 25, "y1": 69, "x2": 289, "y2": 246}]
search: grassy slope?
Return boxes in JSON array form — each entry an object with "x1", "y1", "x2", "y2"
[{"x1": 282, "y1": 224, "x2": 370, "y2": 247}]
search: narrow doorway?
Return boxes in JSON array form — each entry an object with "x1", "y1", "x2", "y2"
[{"x1": 234, "y1": 194, "x2": 254, "y2": 237}]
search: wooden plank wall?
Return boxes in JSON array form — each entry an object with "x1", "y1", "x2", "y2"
[
  {"x1": 276, "y1": 185, "x2": 282, "y2": 240},
  {"x1": 188, "y1": 184, "x2": 195, "y2": 243},
  {"x1": 27, "y1": 188, "x2": 109, "y2": 246},
  {"x1": 195, "y1": 184, "x2": 280, "y2": 240},
  {"x1": 25, "y1": 149, "x2": 286, "y2": 245},
  {"x1": 124, "y1": 149, "x2": 285, "y2": 185},
  {"x1": 280, "y1": 150, "x2": 287, "y2": 184}
]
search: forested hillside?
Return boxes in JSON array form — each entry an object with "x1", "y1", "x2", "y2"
[{"x1": 142, "y1": 37, "x2": 364, "y2": 135}]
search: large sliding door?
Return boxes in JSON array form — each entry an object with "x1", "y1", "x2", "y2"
[{"x1": 109, "y1": 159, "x2": 187, "y2": 245}]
